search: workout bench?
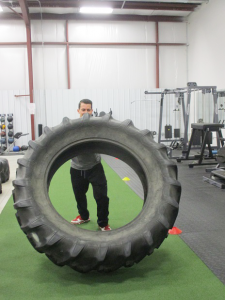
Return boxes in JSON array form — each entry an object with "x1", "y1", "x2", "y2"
[{"x1": 186, "y1": 123, "x2": 224, "y2": 168}]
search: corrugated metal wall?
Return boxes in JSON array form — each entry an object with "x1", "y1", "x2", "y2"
[
  {"x1": 34, "y1": 88, "x2": 161, "y2": 136},
  {"x1": 0, "y1": 88, "x2": 221, "y2": 147},
  {"x1": 34, "y1": 88, "x2": 218, "y2": 143}
]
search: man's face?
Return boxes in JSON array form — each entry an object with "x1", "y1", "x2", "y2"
[{"x1": 77, "y1": 103, "x2": 93, "y2": 118}]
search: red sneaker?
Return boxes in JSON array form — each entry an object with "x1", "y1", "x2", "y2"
[
  {"x1": 71, "y1": 215, "x2": 90, "y2": 224},
  {"x1": 99, "y1": 224, "x2": 111, "y2": 231}
]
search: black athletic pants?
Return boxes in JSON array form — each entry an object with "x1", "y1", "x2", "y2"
[{"x1": 70, "y1": 163, "x2": 109, "y2": 227}]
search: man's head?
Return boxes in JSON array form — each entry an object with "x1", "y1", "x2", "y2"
[{"x1": 77, "y1": 99, "x2": 93, "y2": 117}]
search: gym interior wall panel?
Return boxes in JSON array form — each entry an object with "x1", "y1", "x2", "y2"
[
  {"x1": 24, "y1": 88, "x2": 219, "y2": 145},
  {"x1": 34, "y1": 87, "x2": 218, "y2": 143},
  {"x1": 158, "y1": 22, "x2": 187, "y2": 43},
  {"x1": 130, "y1": 88, "x2": 160, "y2": 133},
  {"x1": 0, "y1": 47, "x2": 29, "y2": 90},
  {"x1": 0, "y1": 90, "x2": 31, "y2": 147},
  {"x1": 34, "y1": 89, "x2": 79, "y2": 132},
  {"x1": 159, "y1": 46, "x2": 187, "y2": 88},
  {"x1": 69, "y1": 46, "x2": 156, "y2": 89},
  {"x1": 34, "y1": 89, "x2": 47, "y2": 135},
  {"x1": 187, "y1": 0, "x2": 225, "y2": 89},
  {"x1": 34, "y1": 89, "x2": 161, "y2": 141},
  {"x1": 32, "y1": 46, "x2": 67, "y2": 89},
  {"x1": 68, "y1": 21, "x2": 156, "y2": 43},
  {"x1": 31, "y1": 20, "x2": 66, "y2": 42},
  {"x1": 190, "y1": 90, "x2": 214, "y2": 127},
  {"x1": 13, "y1": 92, "x2": 32, "y2": 147},
  {"x1": 117, "y1": 47, "x2": 156, "y2": 89},
  {"x1": 0, "y1": 20, "x2": 26, "y2": 42}
]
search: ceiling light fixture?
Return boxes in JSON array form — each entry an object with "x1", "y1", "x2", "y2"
[
  {"x1": 0, "y1": 6, "x2": 3, "y2": 12},
  {"x1": 79, "y1": 7, "x2": 113, "y2": 14}
]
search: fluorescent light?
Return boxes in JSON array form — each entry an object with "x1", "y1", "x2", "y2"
[
  {"x1": 79, "y1": 7, "x2": 113, "y2": 14},
  {"x1": 0, "y1": 6, "x2": 3, "y2": 12}
]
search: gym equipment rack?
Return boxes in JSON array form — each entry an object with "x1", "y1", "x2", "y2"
[
  {"x1": 145, "y1": 82, "x2": 222, "y2": 160},
  {"x1": 0, "y1": 114, "x2": 7, "y2": 151},
  {"x1": 7, "y1": 114, "x2": 14, "y2": 148}
]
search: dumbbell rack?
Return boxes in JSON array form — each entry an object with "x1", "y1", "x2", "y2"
[{"x1": 0, "y1": 114, "x2": 7, "y2": 151}]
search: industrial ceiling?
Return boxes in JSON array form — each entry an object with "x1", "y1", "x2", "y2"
[{"x1": 0, "y1": 0, "x2": 209, "y2": 22}]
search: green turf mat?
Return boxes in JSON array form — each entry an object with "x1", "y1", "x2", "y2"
[{"x1": 0, "y1": 161, "x2": 224, "y2": 300}]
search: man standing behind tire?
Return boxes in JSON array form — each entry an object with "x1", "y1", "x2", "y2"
[{"x1": 70, "y1": 99, "x2": 111, "y2": 231}]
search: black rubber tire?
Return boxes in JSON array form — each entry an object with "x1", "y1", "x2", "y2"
[
  {"x1": 0, "y1": 158, "x2": 10, "y2": 183},
  {"x1": 13, "y1": 114, "x2": 181, "y2": 273}
]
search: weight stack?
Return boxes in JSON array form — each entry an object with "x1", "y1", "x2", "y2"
[
  {"x1": 174, "y1": 128, "x2": 180, "y2": 138},
  {"x1": 165, "y1": 125, "x2": 172, "y2": 139},
  {"x1": 38, "y1": 124, "x2": 43, "y2": 137}
]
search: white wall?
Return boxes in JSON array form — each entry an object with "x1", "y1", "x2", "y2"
[
  {"x1": 69, "y1": 45, "x2": 156, "y2": 89},
  {"x1": 31, "y1": 20, "x2": 68, "y2": 89},
  {"x1": 0, "y1": 20, "x2": 29, "y2": 90},
  {"x1": 0, "y1": 20, "x2": 187, "y2": 91},
  {"x1": 69, "y1": 21, "x2": 187, "y2": 89},
  {"x1": 188, "y1": 0, "x2": 225, "y2": 89},
  {"x1": 32, "y1": 45, "x2": 68, "y2": 89},
  {"x1": 35, "y1": 87, "x2": 215, "y2": 144},
  {"x1": 0, "y1": 18, "x2": 189, "y2": 142},
  {"x1": 34, "y1": 88, "x2": 161, "y2": 137},
  {"x1": 159, "y1": 22, "x2": 187, "y2": 88}
]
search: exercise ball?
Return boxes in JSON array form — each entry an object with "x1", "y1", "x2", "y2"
[
  {"x1": 13, "y1": 146, "x2": 20, "y2": 152},
  {"x1": 7, "y1": 116, "x2": 13, "y2": 122},
  {"x1": 8, "y1": 138, "x2": 14, "y2": 144},
  {"x1": 21, "y1": 145, "x2": 28, "y2": 151}
]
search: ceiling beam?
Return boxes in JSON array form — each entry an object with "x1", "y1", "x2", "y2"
[
  {"x1": 18, "y1": 0, "x2": 30, "y2": 25},
  {"x1": 123, "y1": 2, "x2": 199, "y2": 11},
  {"x1": 0, "y1": 12, "x2": 22, "y2": 20},
  {"x1": 2, "y1": 0, "x2": 200, "y2": 11},
  {"x1": 30, "y1": 13, "x2": 186, "y2": 22},
  {"x1": 4, "y1": 5, "x2": 24, "y2": 19},
  {"x1": 0, "y1": 12, "x2": 186, "y2": 22}
]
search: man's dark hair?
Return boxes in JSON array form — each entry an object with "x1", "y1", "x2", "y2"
[{"x1": 78, "y1": 99, "x2": 92, "y2": 109}]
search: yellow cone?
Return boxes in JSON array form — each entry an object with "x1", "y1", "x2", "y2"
[{"x1": 122, "y1": 177, "x2": 130, "y2": 181}]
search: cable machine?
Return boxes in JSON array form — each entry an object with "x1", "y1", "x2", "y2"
[
  {"x1": 218, "y1": 90, "x2": 225, "y2": 124},
  {"x1": 145, "y1": 82, "x2": 221, "y2": 160},
  {"x1": 144, "y1": 89, "x2": 186, "y2": 145}
]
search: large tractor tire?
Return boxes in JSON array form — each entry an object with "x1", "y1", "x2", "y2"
[
  {"x1": 13, "y1": 114, "x2": 181, "y2": 273},
  {"x1": 0, "y1": 158, "x2": 10, "y2": 183}
]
